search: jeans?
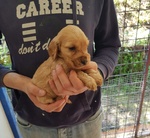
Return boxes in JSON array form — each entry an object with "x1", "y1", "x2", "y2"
[{"x1": 17, "y1": 108, "x2": 103, "y2": 138}]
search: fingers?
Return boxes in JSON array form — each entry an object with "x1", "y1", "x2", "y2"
[
  {"x1": 43, "y1": 96, "x2": 69, "y2": 112},
  {"x1": 26, "y1": 81, "x2": 46, "y2": 97},
  {"x1": 54, "y1": 65, "x2": 77, "y2": 92},
  {"x1": 26, "y1": 81, "x2": 67, "y2": 113},
  {"x1": 49, "y1": 65, "x2": 87, "y2": 96},
  {"x1": 69, "y1": 70, "x2": 88, "y2": 93},
  {"x1": 49, "y1": 65, "x2": 77, "y2": 95},
  {"x1": 28, "y1": 92, "x2": 67, "y2": 112},
  {"x1": 41, "y1": 99, "x2": 66, "y2": 112},
  {"x1": 53, "y1": 96, "x2": 69, "y2": 112},
  {"x1": 38, "y1": 90, "x2": 46, "y2": 96},
  {"x1": 49, "y1": 79, "x2": 76, "y2": 96}
]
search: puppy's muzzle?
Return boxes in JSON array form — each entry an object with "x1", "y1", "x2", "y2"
[
  {"x1": 80, "y1": 56, "x2": 88, "y2": 65},
  {"x1": 72, "y1": 55, "x2": 90, "y2": 68}
]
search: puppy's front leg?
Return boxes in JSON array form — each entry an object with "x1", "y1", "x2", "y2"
[
  {"x1": 76, "y1": 71, "x2": 97, "y2": 91},
  {"x1": 84, "y1": 69, "x2": 103, "y2": 86}
]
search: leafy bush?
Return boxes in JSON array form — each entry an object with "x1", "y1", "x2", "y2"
[
  {"x1": 114, "y1": 0, "x2": 150, "y2": 47},
  {"x1": 0, "y1": 43, "x2": 11, "y2": 67},
  {"x1": 113, "y1": 46, "x2": 147, "y2": 75}
]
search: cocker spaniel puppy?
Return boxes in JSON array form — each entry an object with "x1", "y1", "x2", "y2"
[{"x1": 32, "y1": 25, "x2": 103, "y2": 104}]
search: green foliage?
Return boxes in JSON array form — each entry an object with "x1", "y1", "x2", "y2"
[
  {"x1": 0, "y1": 45, "x2": 11, "y2": 67},
  {"x1": 114, "y1": 0, "x2": 150, "y2": 47},
  {"x1": 114, "y1": 0, "x2": 150, "y2": 26},
  {"x1": 113, "y1": 46, "x2": 146, "y2": 75},
  {"x1": 102, "y1": 72, "x2": 143, "y2": 95}
]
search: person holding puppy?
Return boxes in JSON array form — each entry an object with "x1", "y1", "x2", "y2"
[{"x1": 0, "y1": 0, "x2": 121, "y2": 138}]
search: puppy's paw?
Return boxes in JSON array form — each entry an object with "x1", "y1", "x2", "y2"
[
  {"x1": 95, "y1": 76, "x2": 103, "y2": 86},
  {"x1": 85, "y1": 79, "x2": 98, "y2": 91},
  {"x1": 77, "y1": 71, "x2": 98, "y2": 91},
  {"x1": 85, "y1": 69, "x2": 103, "y2": 86},
  {"x1": 92, "y1": 73, "x2": 103, "y2": 86}
]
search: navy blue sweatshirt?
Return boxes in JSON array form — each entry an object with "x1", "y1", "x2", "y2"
[{"x1": 0, "y1": 0, "x2": 121, "y2": 127}]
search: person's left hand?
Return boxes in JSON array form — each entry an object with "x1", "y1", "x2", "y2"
[
  {"x1": 49, "y1": 64, "x2": 88, "y2": 96},
  {"x1": 49, "y1": 61, "x2": 99, "y2": 96}
]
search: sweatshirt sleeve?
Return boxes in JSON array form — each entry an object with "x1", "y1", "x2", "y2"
[
  {"x1": 93, "y1": 0, "x2": 121, "y2": 80},
  {"x1": 0, "y1": 64, "x2": 14, "y2": 87}
]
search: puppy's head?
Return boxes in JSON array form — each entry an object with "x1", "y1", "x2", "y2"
[{"x1": 48, "y1": 25, "x2": 90, "y2": 69}]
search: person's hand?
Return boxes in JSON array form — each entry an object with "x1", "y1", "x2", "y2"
[
  {"x1": 24, "y1": 79, "x2": 68, "y2": 112},
  {"x1": 49, "y1": 61, "x2": 98, "y2": 96},
  {"x1": 3, "y1": 72, "x2": 68, "y2": 113}
]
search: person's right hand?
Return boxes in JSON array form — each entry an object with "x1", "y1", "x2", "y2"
[
  {"x1": 24, "y1": 80, "x2": 68, "y2": 112},
  {"x1": 3, "y1": 72, "x2": 68, "y2": 113}
]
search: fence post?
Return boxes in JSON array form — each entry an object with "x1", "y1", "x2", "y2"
[
  {"x1": 0, "y1": 87, "x2": 22, "y2": 138},
  {"x1": 135, "y1": 46, "x2": 150, "y2": 138}
]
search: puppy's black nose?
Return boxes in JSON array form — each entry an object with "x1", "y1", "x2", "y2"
[
  {"x1": 81, "y1": 56, "x2": 88, "y2": 65},
  {"x1": 81, "y1": 60, "x2": 87, "y2": 65}
]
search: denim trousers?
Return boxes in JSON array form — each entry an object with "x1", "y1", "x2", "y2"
[{"x1": 17, "y1": 108, "x2": 103, "y2": 138}]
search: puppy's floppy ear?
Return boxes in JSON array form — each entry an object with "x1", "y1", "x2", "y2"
[{"x1": 48, "y1": 36, "x2": 60, "y2": 60}]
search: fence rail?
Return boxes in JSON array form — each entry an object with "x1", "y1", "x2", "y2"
[{"x1": 101, "y1": 0, "x2": 150, "y2": 137}]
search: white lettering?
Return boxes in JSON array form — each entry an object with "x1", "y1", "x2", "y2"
[
  {"x1": 39, "y1": 0, "x2": 50, "y2": 15},
  {"x1": 42, "y1": 38, "x2": 51, "y2": 50},
  {"x1": 76, "y1": 1, "x2": 84, "y2": 15},
  {"x1": 51, "y1": 0, "x2": 61, "y2": 14},
  {"x1": 34, "y1": 41, "x2": 41, "y2": 52},
  {"x1": 62, "y1": 0, "x2": 72, "y2": 14},
  {"x1": 26, "y1": 2, "x2": 38, "y2": 17},
  {"x1": 18, "y1": 44, "x2": 35, "y2": 54},
  {"x1": 16, "y1": 0, "x2": 84, "y2": 19},
  {"x1": 16, "y1": 4, "x2": 26, "y2": 19},
  {"x1": 18, "y1": 38, "x2": 51, "y2": 55}
]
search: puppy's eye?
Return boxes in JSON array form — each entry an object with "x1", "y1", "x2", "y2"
[{"x1": 69, "y1": 46, "x2": 76, "y2": 51}]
